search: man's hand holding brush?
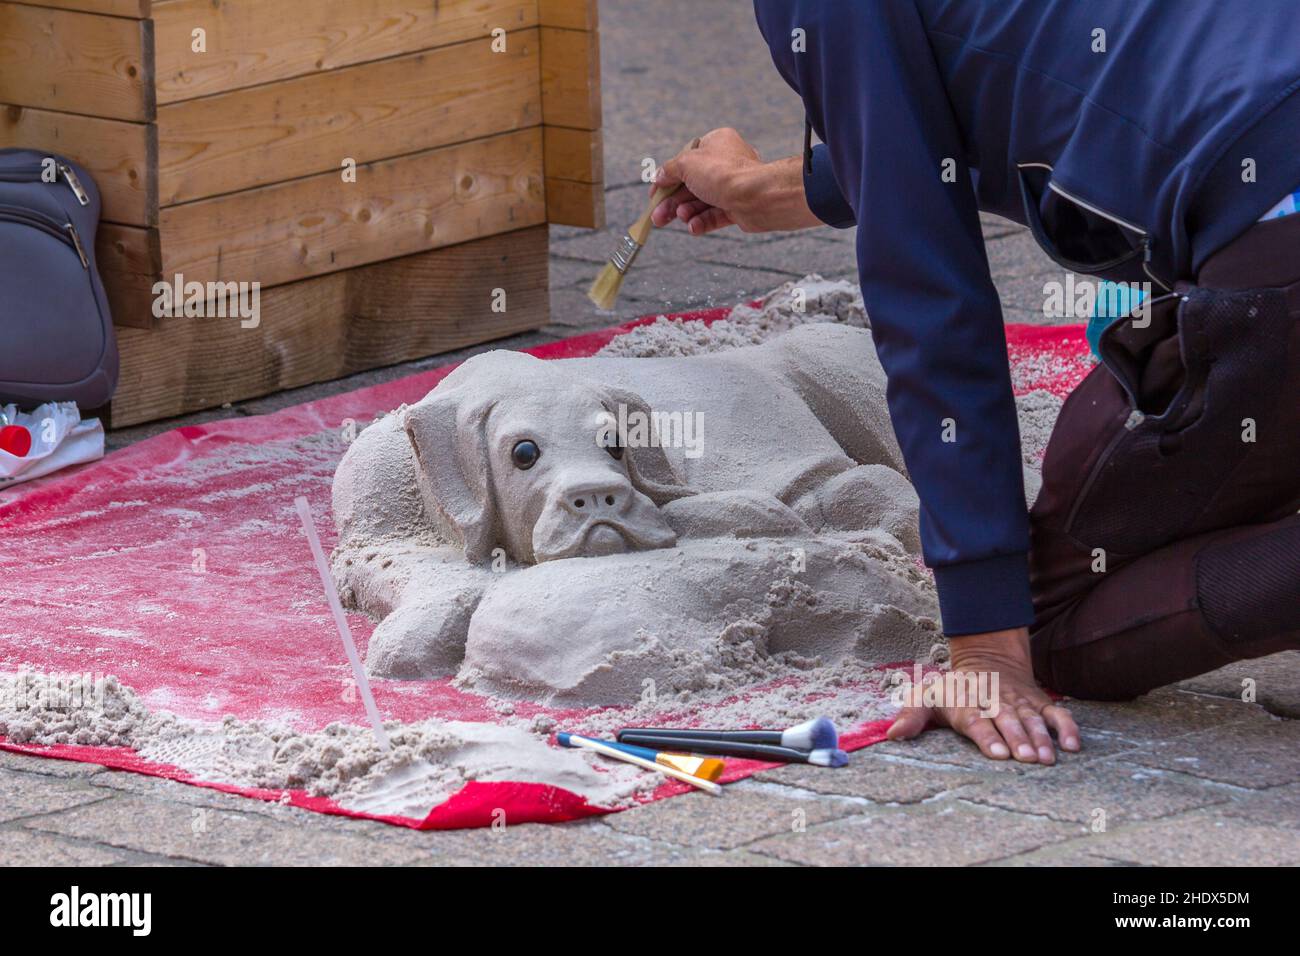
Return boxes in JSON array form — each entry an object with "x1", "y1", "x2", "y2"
[{"x1": 650, "y1": 127, "x2": 823, "y2": 235}]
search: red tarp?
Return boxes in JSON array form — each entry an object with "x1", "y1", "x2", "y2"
[{"x1": 0, "y1": 314, "x2": 1091, "y2": 828}]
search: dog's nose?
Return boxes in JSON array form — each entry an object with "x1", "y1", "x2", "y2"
[{"x1": 563, "y1": 478, "x2": 628, "y2": 516}]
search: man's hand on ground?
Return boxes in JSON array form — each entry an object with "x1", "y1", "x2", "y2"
[
  {"x1": 886, "y1": 627, "x2": 1081, "y2": 764},
  {"x1": 650, "y1": 127, "x2": 823, "y2": 234}
]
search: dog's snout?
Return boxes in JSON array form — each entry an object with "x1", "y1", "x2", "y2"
[
  {"x1": 533, "y1": 468, "x2": 676, "y2": 562},
  {"x1": 562, "y1": 478, "x2": 629, "y2": 515}
]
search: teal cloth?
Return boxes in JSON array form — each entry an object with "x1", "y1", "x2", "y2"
[{"x1": 1086, "y1": 281, "x2": 1147, "y2": 358}]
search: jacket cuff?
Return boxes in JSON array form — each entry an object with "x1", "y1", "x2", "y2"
[
  {"x1": 803, "y1": 143, "x2": 856, "y2": 228},
  {"x1": 932, "y1": 552, "x2": 1035, "y2": 637}
]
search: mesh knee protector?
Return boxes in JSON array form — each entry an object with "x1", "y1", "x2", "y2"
[{"x1": 1197, "y1": 523, "x2": 1300, "y2": 643}]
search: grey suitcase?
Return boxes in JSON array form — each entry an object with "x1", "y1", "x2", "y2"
[{"x1": 0, "y1": 147, "x2": 118, "y2": 409}]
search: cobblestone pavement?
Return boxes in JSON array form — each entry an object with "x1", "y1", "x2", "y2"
[{"x1": 12, "y1": 1, "x2": 1296, "y2": 864}]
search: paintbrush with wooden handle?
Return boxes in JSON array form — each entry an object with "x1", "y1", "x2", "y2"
[{"x1": 587, "y1": 137, "x2": 701, "y2": 310}]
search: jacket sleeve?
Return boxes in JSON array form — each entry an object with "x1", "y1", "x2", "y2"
[
  {"x1": 766, "y1": 0, "x2": 1034, "y2": 635},
  {"x1": 804, "y1": 143, "x2": 857, "y2": 228}
]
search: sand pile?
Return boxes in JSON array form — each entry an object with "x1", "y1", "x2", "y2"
[
  {"x1": 0, "y1": 672, "x2": 648, "y2": 817},
  {"x1": 600, "y1": 274, "x2": 868, "y2": 357}
]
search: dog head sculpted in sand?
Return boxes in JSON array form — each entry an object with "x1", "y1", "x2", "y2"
[
  {"x1": 402, "y1": 351, "x2": 687, "y2": 565},
  {"x1": 331, "y1": 323, "x2": 942, "y2": 704}
]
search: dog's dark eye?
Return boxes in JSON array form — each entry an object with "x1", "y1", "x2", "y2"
[
  {"x1": 606, "y1": 442, "x2": 624, "y2": 461},
  {"x1": 511, "y1": 439, "x2": 541, "y2": 470}
]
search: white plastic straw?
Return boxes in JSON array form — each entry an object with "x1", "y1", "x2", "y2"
[{"x1": 294, "y1": 496, "x2": 389, "y2": 751}]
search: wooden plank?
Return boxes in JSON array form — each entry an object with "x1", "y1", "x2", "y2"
[
  {"x1": 537, "y1": 0, "x2": 597, "y2": 31},
  {"x1": 156, "y1": 30, "x2": 541, "y2": 205},
  {"x1": 109, "y1": 225, "x2": 549, "y2": 426},
  {"x1": 0, "y1": 104, "x2": 154, "y2": 225},
  {"x1": 96, "y1": 222, "x2": 161, "y2": 328},
  {"x1": 540, "y1": 18, "x2": 602, "y2": 228},
  {"x1": 0, "y1": 4, "x2": 151, "y2": 121},
  {"x1": 539, "y1": 26, "x2": 601, "y2": 129},
  {"x1": 543, "y1": 125, "x2": 602, "y2": 183},
  {"x1": 545, "y1": 177, "x2": 604, "y2": 229},
  {"x1": 151, "y1": 0, "x2": 538, "y2": 104},
  {"x1": 14, "y1": 0, "x2": 149, "y2": 16},
  {"x1": 97, "y1": 221, "x2": 158, "y2": 278},
  {"x1": 157, "y1": 127, "x2": 545, "y2": 290}
]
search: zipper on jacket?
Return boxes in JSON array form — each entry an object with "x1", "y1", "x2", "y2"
[
  {"x1": 0, "y1": 203, "x2": 89, "y2": 270},
  {"x1": 1051, "y1": 181, "x2": 1171, "y2": 291},
  {"x1": 0, "y1": 161, "x2": 91, "y2": 206},
  {"x1": 1017, "y1": 160, "x2": 1173, "y2": 292},
  {"x1": 1045, "y1": 178, "x2": 1148, "y2": 236}
]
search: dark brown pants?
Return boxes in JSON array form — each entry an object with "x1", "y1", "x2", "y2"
[{"x1": 1029, "y1": 214, "x2": 1300, "y2": 700}]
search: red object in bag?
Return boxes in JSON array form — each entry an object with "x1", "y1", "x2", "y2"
[{"x1": 0, "y1": 424, "x2": 31, "y2": 457}]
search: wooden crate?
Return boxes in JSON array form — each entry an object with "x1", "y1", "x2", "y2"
[{"x1": 0, "y1": 0, "x2": 604, "y2": 426}]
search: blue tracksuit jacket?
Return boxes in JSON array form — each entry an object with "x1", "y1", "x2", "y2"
[{"x1": 753, "y1": 0, "x2": 1300, "y2": 635}]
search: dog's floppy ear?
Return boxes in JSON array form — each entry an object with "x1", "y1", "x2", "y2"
[
  {"x1": 402, "y1": 386, "x2": 497, "y2": 563},
  {"x1": 599, "y1": 384, "x2": 695, "y2": 505}
]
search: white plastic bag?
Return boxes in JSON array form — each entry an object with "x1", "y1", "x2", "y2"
[{"x1": 0, "y1": 402, "x2": 104, "y2": 488}]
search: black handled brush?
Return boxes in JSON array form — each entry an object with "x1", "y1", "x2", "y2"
[
  {"x1": 616, "y1": 731, "x2": 847, "y2": 767},
  {"x1": 617, "y1": 717, "x2": 838, "y2": 751}
]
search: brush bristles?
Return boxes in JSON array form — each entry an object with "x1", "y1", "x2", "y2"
[
  {"x1": 807, "y1": 748, "x2": 850, "y2": 768},
  {"x1": 782, "y1": 717, "x2": 839, "y2": 752},
  {"x1": 587, "y1": 261, "x2": 625, "y2": 310}
]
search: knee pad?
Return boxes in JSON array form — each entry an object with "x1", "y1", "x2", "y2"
[{"x1": 1196, "y1": 522, "x2": 1300, "y2": 643}]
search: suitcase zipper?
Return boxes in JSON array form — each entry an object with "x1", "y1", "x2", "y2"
[
  {"x1": 56, "y1": 163, "x2": 90, "y2": 206},
  {"x1": 0, "y1": 204, "x2": 90, "y2": 269}
]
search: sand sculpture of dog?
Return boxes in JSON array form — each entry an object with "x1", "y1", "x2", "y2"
[{"x1": 331, "y1": 324, "x2": 940, "y2": 704}]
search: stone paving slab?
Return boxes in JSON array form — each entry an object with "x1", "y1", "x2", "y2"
[
  {"x1": 1213, "y1": 783, "x2": 1300, "y2": 830},
  {"x1": 83, "y1": 767, "x2": 408, "y2": 837},
  {"x1": 0, "y1": 750, "x2": 107, "y2": 778},
  {"x1": 24, "y1": 793, "x2": 429, "y2": 867},
  {"x1": 753, "y1": 752, "x2": 982, "y2": 803},
  {"x1": 403, "y1": 819, "x2": 703, "y2": 867},
  {"x1": 1124, "y1": 717, "x2": 1300, "y2": 789},
  {"x1": 602, "y1": 780, "x2": 865, "y2": 851},
  {"x1": 995, "y1": 270, "x2": 1070, "y2": 316},
  {"x1": 984, "y1": 228, "x2": 1059, "y2": 278},
  {"x1": 685, "y1": 231, "x2": 860, "y2": 278},
  {"x1": 958, "y1": 760, "x2": 1231, "y2": 826},
  {"x1": 1081, "y1": 812, "x2": 1300, "y2": 867},
  {"x1": 545, "y1": 285, "x2": 648, "y2": 330},
  {"x1": 1054, "y1": 687, "x2": 1276, "y2": 742},
  {"x1": 749, "y1": 799, "x2": 1085, "y2": 867},
  {"x1": 987, "y1": 841, "x2": 1130, "y2": 867},
  {"x1": 0, "y1": 769, "x2": 114, "y2": 824},
  {"x1": 0, "y1": 829, "x2": 136, "y2": 867},
  {"x1": 617, "y1": 261, "x2": 798, "y2": 310},
  {"x1": 1177, "y1": 651, "x2": 1300, "y2": 718}
]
